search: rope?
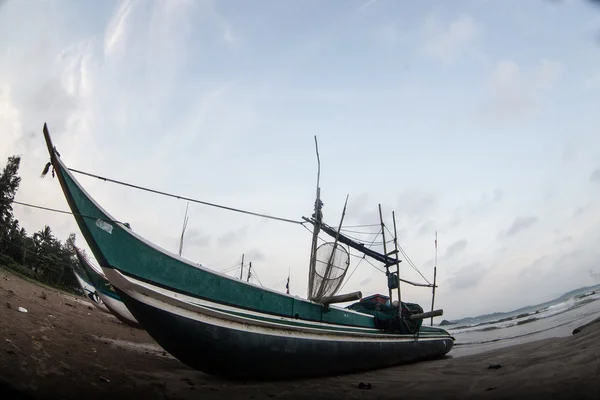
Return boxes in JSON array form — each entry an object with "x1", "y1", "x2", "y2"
[
  {"x1": 341, "y1": 223, "x2": 380, "y2": 228},
  {"x1": 339, "y1": 228, "x2": 384, "y2": 291},
  {"x1": 12, "y1": 201, "x2": 126, "y2": 225},
  {"x1": 67, "y1": 168, "x2": 303, "y2": 225},
  {"x1": 338, "y1": 228, "x2": 381, "y2": 235},
  {"x1": 0, "y1": 237, "x2": 74, "y2": 271},
  {"x1": 384, "y1": 225, "x2": 431, "y2": 285}
]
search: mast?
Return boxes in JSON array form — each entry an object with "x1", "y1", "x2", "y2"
[
  {"x1": 178, "y1": 202, "x2": 190, "y2": 256},
  {"x1": 430, "y1": 231, "x2": 438, "y2": 325},
  {"x1": 392, "y1": 211, "x2": 402, "y2": 317},
  {"x1": 247, "y1": 262, "x2": 252, "y2": 282},
  {"x1": 240, "y1": 253, "x2": 245, "y2": 280},
  {"x1": 378, "y1": 204, "x2": 392, "y2": 302},
  {"x1": 307, "y1": 136, "x2": 323, "y2": 298}
]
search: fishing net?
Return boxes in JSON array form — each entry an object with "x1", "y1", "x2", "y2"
[{"x1": 308, "y1": 242, "x2": 350, "y2": 302}]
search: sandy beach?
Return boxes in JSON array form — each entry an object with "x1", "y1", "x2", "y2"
[{"x1": 1, "y1": 266, "x2": 599, "y2": 400}]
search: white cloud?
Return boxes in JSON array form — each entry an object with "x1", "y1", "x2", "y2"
[
  {"x1": 104, "y1": 0, "x2": 138, "y2": 58},
  {"x1": 0, "y1": 81, "x2": 22, "y2": 158},
  {"x1": 422, "y1": 14, "x2": 479, "y2": 63},
  {"x1": 482, "y1": 59, "x2": 563, "y2": 120}
]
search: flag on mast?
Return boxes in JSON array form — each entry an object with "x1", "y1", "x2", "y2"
[{"x1": 286, "y1": 276, "x2": 290, "y2": 294}]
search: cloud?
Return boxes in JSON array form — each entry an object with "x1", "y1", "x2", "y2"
[
  {"x1": 575, "y1": 203, "x2": 592, "y2": 217},
  {"x1": 422, "y1": 14, "x2": 479, "y2": 63},
  {"x1": 183, "y1": 228, "x2": 211, "y2": 248},
  {"x1": 504, "y1": 216, "x2": 538, "y2": 237},
  {"x1": 446, "y1": 262, "x2": 489, "y2": 291},
  {"x1": 245, "y1": 249, "x2": 266, "y2": 262},
  {"x1": 417, "y1": 220, "x2": 436, "y2": 237},
  {"x1": 446, "y1": 188, "x2": 503, "y2": 230},
  {"x1": 555, "y1": 235, "x2": 573, "y2": 245},
  {"x1": 217, "y1": 226, "x2": 248, "y2": 247},
  {"x1": 445, "y1": 239, "x2": 468, "y2": 258},
  {"x1": 482, "y1": 59, "x2": 562, "y2": 120},
  {"x1": 104, "y1": 0, "x2": 138, "y2": 58},
  {"x1": 591, "y1": 167, "x2": 600, "y2": 182},
  {"x1": 357, "y1": 0, "x2": 379, "y2": 12},
  {"x1": 347, "y1": 189, "x2": 437, "y2": 228}
]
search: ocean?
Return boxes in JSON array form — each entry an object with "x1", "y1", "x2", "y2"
[{"x1": 441, "y1": 285, "x2": 600, "y2": 357}]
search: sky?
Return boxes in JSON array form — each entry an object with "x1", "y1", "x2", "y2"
[{"x1": 2, "y1": 0, "x2": 600, "y2": 320}]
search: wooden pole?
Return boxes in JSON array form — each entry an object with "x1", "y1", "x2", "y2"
[
  {"x1": 410, "y1": 309, "x2": 443, "y2": 321},
  {"x1": 392, "y1": 211, "x2": 402, "y2": 318},
  {"x1": 322, "y1": 195, "x2": 349, "y2": 289},
  {"x1": 430, "y1": 231, "x2": 438, "y2": 326},
  {"x1": 308, "y1": 136, "x2": 322, "y2": 299},
  {"x1": 378, "y1": 204, "x2": 392, "y2": 303},
  {"x1": 178, "y1": 202, "x2": 189, "y2": 257},
  {"x1": 322, "y1": 291, "x2": 362, "y2": 305},
  {"x1": 240, "y1": 253, "x2": 245, "y2": 280}
]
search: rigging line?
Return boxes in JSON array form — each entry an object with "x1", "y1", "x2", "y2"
[
  {"x1": 363, "y1": 257, "x2": 386, "y2": 274},
  {"x1": 338, "y1": 231, "x2": 393, "y2": 245},
  {"x1": 300, "y1": 223, "x2": 328, "y2": 245},
  {"x1": 250, "y1": 267, "x2": 264, "y2": 287},
  {"x1": 338, "y1": 228, "x2": 381, "y2": 235},
  {"x1": 383, "y1": 225, "x2": 431, "y2": 285},
  {"x1": 220, "y1": 264, "x2": 243, "y2": 274},
  {"x1": 341, "y1": 223, "x2": 380, "y2": 228},
  {"x1": 67, "y1": 168, "x2": 303, "y2": 225},
  {"x1": 338, "y1": 227, "x2": 384, "y2": 292},
  {"x1": 339, "y1": 254, "x2": 366, "y2": 292},
  {"x1": 12, "y1": 200, "x2": 126, "y2": 225},
  {"x1": 396, "y1": 245, "x2": 431, "y2": 285},
  {"x1": 0, "y1": 237, "x2": 77, "y2": 270}
]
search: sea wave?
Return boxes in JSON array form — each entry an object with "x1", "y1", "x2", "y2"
[{"x1": 448, "y1": 292, "x2": 600, "y2": 335}]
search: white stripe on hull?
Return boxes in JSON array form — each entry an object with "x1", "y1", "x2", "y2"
[
  {"x1": 104, "y1": 268, "x2": 452, "y2": 344},
  {"x1": 95, "y1": 291, "x2": 139, "y2": 326}
]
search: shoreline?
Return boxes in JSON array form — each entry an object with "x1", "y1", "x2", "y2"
[{"x1": 1, "y1": 266, "x2": 599, "y2": 399}]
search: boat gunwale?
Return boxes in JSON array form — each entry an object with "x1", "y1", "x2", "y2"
[
  {"x1": 108, "y1": 267, "x2": 453, "y2": 341},
  {"x1": 107, "y1": 269, "x2": 449, "y2": 336}
]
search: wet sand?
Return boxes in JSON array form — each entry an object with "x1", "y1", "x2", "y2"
[{"x1": 1, "y1": 266, "x2": 599, "y2": 399}]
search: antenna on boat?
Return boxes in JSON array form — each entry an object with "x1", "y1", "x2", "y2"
[
  {"x1": 178, "y1": 202, "x2": 190, "y2": 257},
  {"x1": 431, "y1": 231, "x2": 438, "y2": 326},
  {"x1": 307, "y1": 136, "x2": 323, "y2": 298}
]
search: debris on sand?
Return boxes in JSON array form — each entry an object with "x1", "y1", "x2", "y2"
[{"x1": 18, "y1": 307, "x2": 27, "y2": 313}]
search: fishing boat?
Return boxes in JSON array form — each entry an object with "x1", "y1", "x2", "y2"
[
  {"x1": 74, "y1": 247, "x2": 141, "y2": 329},
  {"x1": 41, "y1": 123, "x2": 454, "y2": 379},
  {"x1": 70, "y1": 264, "x2": 110, "y2": 314}
]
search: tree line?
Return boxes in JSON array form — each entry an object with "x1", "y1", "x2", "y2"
[{"x1": 0, "y1": 155, "x2": 82, "y2": 293}]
